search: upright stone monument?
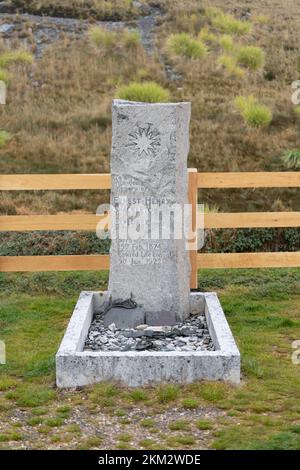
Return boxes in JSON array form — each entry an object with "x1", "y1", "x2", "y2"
[
  {"x1": 108, "y1": 100, "x2": 191, "y2": 324},
  {"x1": 56, "y1": 100, "x2": 241, "y2": 388}
]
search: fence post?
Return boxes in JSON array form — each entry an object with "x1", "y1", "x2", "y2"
[{"x1": 188, "y1": 168, "x2": 198, "y2": 289}]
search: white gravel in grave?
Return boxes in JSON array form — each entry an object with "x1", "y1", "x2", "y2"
[{"x1": 84, "y1": 313, "x2": 215, "y2": 353}]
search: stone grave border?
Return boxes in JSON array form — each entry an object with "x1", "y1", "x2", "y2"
[{"x1": 56, "y1": 291, "x2": 240, "y2": 387}]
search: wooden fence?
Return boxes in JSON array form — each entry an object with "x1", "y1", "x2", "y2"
[{"x1": 1, "y1": 170, "x2": 300, "y2": 289}]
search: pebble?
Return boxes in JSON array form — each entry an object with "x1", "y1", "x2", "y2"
[
  {"x1": 84, "y1": 311, "x2": 215, "y2": 353},
  {"x1": 136, "y1": 324, "x2": 148, "y2": 330},
  {"x1": 0, "y1": 23, "x2": 14, "y2": 33}
]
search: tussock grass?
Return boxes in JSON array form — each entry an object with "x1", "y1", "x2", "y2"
[
  {"x1": 219, "y1": 34, "x2": 234, "y2": 52},
  {"x1": 252, "y1": 14, "x2": 269, "y2": 25},
  {"x1": 122, "y1": 30, "x2": 140, "y2": 49},
  {"x1": 208, "y1": 8, "x2": 252, "y2": 35},
  {"x1": 282, "y1": 149, "x2": 300, "y2": 169},
  {"x1": 0, "y1": 130, "x2": 11, "y2": 147},
  {"x1": 140, "y1": 419, "x2": 156, "y2": 428},
  {"x1": 129, "y1": 389, "x2": 149, "y2": 402},
  {"x1": 234, "y1": 95, "x2": 272, "y2": 128},
  {"x1": 5, "y1": 0, "x2": 140, "y2": 21},
  {"x1": 237, "y1": 45, "x2": 265, "y2": 71},
  {"x1": 89, "y1": 27, "x2": 118, "y2": 48},
  {"x1": 169, "y1": 420, "x2": 190, "y2": 431},
  {"x1": 117, "y1": 81, "x2": 170, "y2": 103},
  {"x1": 156, "y1": 384, "x2": 180, "y2": 403},
  {"x1": 294, "y1": 106, "x2": 300, "y2": 115},
  {"x1": 166, "y1": 434, "x2": 196, "y2": 447},
  {"x1": 166, "y1": 33, "x2": 207, "y2": 59},
  {"x1": 218, "y1": 54, "x2": 245, "y2": 78},
  {"x1": 0, "y1": 50, "x2": 33, "y2": 68},
  {"x1": 196, "y1": 419, "x2": 213, "y2": 430},
  {"x1": 0, "y1": 69, "x2": 9, "y2": 84},
  {"x1": 89, "y1": 27, "x2": 140, "y2": 50},
  {"x1": 181, "y1": 398, "x2": 198, "y2": 409},
  {"x1": 198, "y1": 27, "x2": 217, "y2": 44}
]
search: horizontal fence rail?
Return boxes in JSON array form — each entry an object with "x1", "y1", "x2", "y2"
[
  {"x1": 1, "y1": 252, "x2": 299, "y2": 273},
  {"x1": 1, "y1": 211, "x2": 300, "y2": 231},
  {"x1": 1, "y1": 171, "x2": 299, "y2": 284},
  {"x1": 1, "y1": 172, "x2": 300, "y2": 191}
]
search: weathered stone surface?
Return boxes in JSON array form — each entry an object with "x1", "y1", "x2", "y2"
[
  {"x1": 103, "y1": 306, "x2": 145, "y2": 329},
  {"x1": 108, "y1": 100, "x2": 191, "y2": 323},
  {"x1": 56, "y1": 292, "x2": 241, "y2": 387},
  {"x1": 145, "y1": 310, "x2": 177, "y2": 326}
]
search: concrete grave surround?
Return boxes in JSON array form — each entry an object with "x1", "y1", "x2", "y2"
[
  {"x1": 108, "y1": 100, "x2": 191, "y2": 323},
  {"x1": 56, "y1": 291, "x2": 241, "y2": 387}
]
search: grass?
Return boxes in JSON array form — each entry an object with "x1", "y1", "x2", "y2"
[
  {"x1": 181, "y1": 398, "x2": 198, "y2": 409},
  {"x1": 0, "y1": 69, "x2": 9, "y2": 84},
  {"x1": 0, "y1": 131, "x2": 11, "y2": 148},
  {"x1": 5, "y1": 0, "x2": 141, "y2": 21},
  {"x1": 218, "y1": 54, "x2": 245, "y2": 78},
  {"x1": 0, "y1": 50, "x2": 33, "y2": 68},
  {"x1": 282, "y1": 150, "x2": 300, "y2": 169},
  {"x1": 140, "y1": 418, "x2": 156, "y2": 428},
  {"x1": 169, "y1": 420, "x2": 190, "y2": 431},
  {"x1": 117, "y1": 81, "x2": 170, "y2": 103},
  {"x1": 219, "y1": 34, "x2": 234, "y2": 52},
  {"x1": 253, "y1": 14, "x2": 269, "y2": 25},
  {"x1": 0, "y1": 0, "x2": 299, "y2": 216},
  {"x1": 196, "y1": 419, "x2": 213, "y2": 430},
  {"x1": 129, "y1": 389, "x2": 149, "y2": 402},
  {"x1": 198, "y1": 27, "x2": 217, "y2": 44},
  {"x1": 89, "y1": 27, "x2": 118, "y2": 48},
  {"x1": 89, "y1": 27, "x2": 140, "y2": 50},
  {"x1": 156, "y1": 384, "x2": 180, "y2": 403},
  {"x1": 166, "y1": 33, "x2": 208, "y2": 59},
  {"x1": 237, "y1": 46, "x2": 265, "y2": 71},
  {"x1": 208, "y1": 8, "x2": 252, "y2": 35},
  {"x1": 234, "y1": 95, "x2": 273, "y2": 128},
  {"x1": 1, "y1": 268, "x2": 299, "y2": 449}
]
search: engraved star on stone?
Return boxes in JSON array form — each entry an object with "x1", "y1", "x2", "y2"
[{"x1": 127, "y1": 124, "x2": 161, "y2": 158}]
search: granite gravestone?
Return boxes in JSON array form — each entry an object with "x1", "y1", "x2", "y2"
[{"x1": 107, "y1": 100, "x2": 191, "y2": 327}]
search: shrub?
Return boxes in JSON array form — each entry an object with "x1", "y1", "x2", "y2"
[
  {"x1": 237, "y1": 46, "x2": 265, "y2": 70},
  {"x1": 0, "y1": 68, "x2": 9, "y2": 84},
  {"x1": 0, "y1": 50, "x2": 33, "y2": 68},
  {"x1": 0, "y1": 130, "x2": 12, "y2": 147},
  {"x1": 234, "y1": 95, "x2": 272, "y2": 128},
  {"x1": 166, "y1": 33, "x2": 207, "y2": 59},
  {"x1": 89, "y1": 26, "x2": 117, "y2": 47},
  {"x1": 218, "y1": 54, "x2": 245, "y2": 78},
  {"x1": 117, "y1": 81, "x2": 170, "y2": 103},
  {"x1": 210, "y1": 11, "x2": 252, "y2": 35},
  {"x1": 198, "y1": 27, "x2": 217, "y2": 44},
  {"x1": 219, "y1": 34, "x2": 235, "y2": 52},
  {"x1": 282, "y1": 150, "x2": 300, "y2": 169}
]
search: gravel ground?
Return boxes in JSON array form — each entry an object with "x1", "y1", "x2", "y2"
[{"x1": 85, "y1": 312, "x2": 215, "y2": 352}]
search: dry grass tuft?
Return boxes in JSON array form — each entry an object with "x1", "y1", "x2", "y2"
[{"x1": 234, "y1": 96, "x2": 273, "y2": 128}]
